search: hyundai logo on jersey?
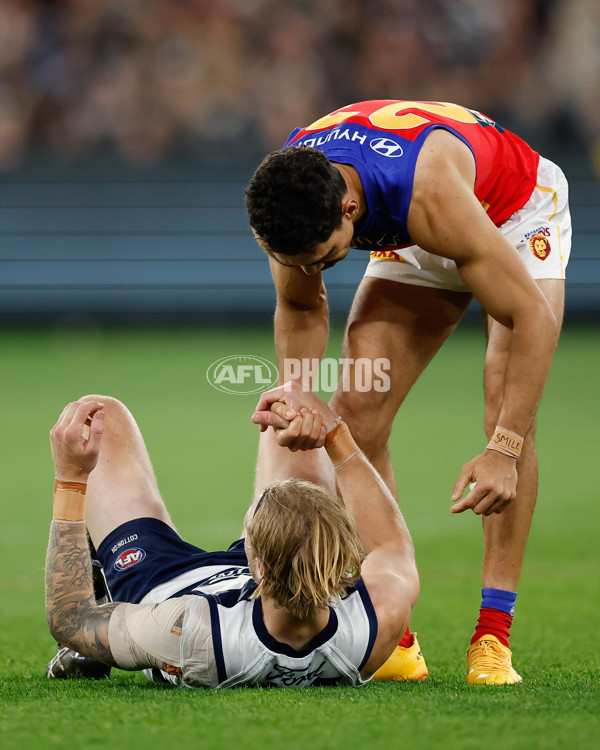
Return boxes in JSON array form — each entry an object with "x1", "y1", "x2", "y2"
[
  {"x1": 369, "y1": 137, "x2": 404, "y2": 157},
  {"x1": 114, "y1": 547, "x2": 146, "y2": 571}
]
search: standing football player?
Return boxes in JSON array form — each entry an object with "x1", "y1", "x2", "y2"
[{"x1": 245, "y1": 100, "x2": 571, "y2": 684}]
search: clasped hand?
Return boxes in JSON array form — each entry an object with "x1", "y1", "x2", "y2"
[{"x1": 251, "y1": 379, "x2": 337, "y2": 451}]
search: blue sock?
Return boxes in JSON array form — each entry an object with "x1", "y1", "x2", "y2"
[
  {"x1": 472, "y1": 588, "x2": 518, "y2": 646},
  {"x1": 481, "y1": 587, "x2": 517, "y2": 616}
]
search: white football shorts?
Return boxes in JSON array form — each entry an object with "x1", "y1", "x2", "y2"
[{"x1": 363, "y1": 156, "x2": 572, "y2": 292}]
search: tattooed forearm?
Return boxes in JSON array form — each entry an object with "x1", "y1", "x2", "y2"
[{"x1": 45, "y1": 521, "x2": 119, "y2": 667}]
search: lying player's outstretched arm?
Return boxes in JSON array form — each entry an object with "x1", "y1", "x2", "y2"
[
  {"x1": 407, "y1": 129, "x2": 561, "y2": 516},
  {"x1": 45, "y1": 400, "x2": 120, "y2": 666},
  {"x1": 253, "y1": 381, "x2": 419, "y2": 677}
]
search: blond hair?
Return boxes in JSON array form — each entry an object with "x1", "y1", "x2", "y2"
[{"x1": 245, "y1": 479, "x2": 364, "y2": 620}]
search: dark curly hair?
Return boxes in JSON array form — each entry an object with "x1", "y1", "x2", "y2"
[{"x1": 245, "y1": 146, "x2": 347, "y2": 256}]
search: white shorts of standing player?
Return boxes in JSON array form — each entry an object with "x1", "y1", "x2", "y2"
[{"x1": 364, "y1": 156, "x2": 572, "y2": 291}]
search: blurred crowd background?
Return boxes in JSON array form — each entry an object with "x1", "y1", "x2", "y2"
[
  {"x1": 0, "y1": 0, "x2": 597, "y2": 321},
  {"x1": 0, "y1": 0, "x2": 598, "y2": 174}
]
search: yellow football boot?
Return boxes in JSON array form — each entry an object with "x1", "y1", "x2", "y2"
[
  {"x1": 466, "y1": 635, "x2": 522, "y2": 685},
  {"x1": 373, "y1": 633, "x2": 429, "y2": 681}
]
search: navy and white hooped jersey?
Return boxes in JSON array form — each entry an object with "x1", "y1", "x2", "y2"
[
  {"x1": 138, "y1": 561, "x2": 254, "y2": 604},
  {"x1": 179, "y1": 577, "x2": 378, "y2": 689},
  {"x1": 137, "y1": 561, "x2": 377, "y2": 689},
  {"x1": 284, "y1": 100, "x2": 540, "y2": 251}
]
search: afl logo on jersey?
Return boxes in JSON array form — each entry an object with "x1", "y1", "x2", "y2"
[
  {"x1": 369, "y1": 137, "x2": 404, "y2": 158},
  {"x1": 114, "y1": 547, "x2": 146, "y2": 571}
]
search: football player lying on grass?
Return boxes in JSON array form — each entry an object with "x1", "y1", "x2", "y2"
[{"x1": 45, "y1": 383, "x2": 419, "y2": 688}]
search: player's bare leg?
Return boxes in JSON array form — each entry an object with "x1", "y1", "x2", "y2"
[
  {"x1": 467, "y1": 278, "x2": 565, "y2": 684},
  {"x1": 78, "y1": 395, "x2": 177, "y2": 550},
  {"x1": 331, "y1": 277, "x2": 472, "y2": 680},
  {"x1": 330, "y1": 278, "x2": 472, "y2": 490},
  {"x1": 254, "y1": 418, "x2": 336, "y2": 497},
  {"x1": 250, "y1": 422, "x2": 337, "y2": 530},
  {"x1": 47, "y1": 394, "x2": 174, "y2": 679}
]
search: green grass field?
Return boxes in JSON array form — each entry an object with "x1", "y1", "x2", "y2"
[{"x1": 0, "y1": 322, "x2": 598, "y2": 749}]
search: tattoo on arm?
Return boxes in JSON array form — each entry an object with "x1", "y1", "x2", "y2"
[{"x1": 45, "y1": 521, "x2": 119, "y2": 667}]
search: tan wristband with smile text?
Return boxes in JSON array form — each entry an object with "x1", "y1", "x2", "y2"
[
  {"x1": 53, "y1": 479, "x2": 87, "y2": 522},
  {"x1": 486, "y1": 426, "x2": 524, "y2": 459}
]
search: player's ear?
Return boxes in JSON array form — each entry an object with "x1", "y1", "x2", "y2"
[{"x1": 341, "y1": 197, "x2": 359, "y2": 219}]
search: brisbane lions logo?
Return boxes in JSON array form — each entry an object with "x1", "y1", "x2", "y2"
[{"x1": 529, "y1": 233, "x2": 551, "y2": 260}]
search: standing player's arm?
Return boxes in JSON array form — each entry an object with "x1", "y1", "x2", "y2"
[
  {"x1": 269, "y1": 257, "x2": 330, "y2": 383},
  {"x1": 407, "y1": 129, "x2": 561, "y2": 515},
  {"x1": 45, "y1": 400, "x2": 120, "y2": 666}
]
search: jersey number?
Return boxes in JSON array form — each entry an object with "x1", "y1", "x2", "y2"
[{"x1": 306, "y1": 101, "x2": 497, "y2": 132}]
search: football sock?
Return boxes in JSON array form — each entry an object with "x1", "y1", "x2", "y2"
[
  {"x1": 398, "y1": 627, "x2": 414, "y2": 648},
  {"x1": 471, "y1": 587, "x2": 517, "y2": 648}
]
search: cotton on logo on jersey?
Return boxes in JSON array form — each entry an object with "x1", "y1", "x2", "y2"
[
  {"x1": 114, "y1": 548, "x2": 146, "y2": 571},
  {"x1": 369, "y1": 137, "x2": 403, "y2": 157}
]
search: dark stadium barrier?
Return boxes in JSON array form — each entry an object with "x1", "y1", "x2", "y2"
[{"x1": 0, "y1": 166, "x2": 597, "y2": 322}]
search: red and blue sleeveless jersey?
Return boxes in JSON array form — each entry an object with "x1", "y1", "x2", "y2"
[{"x1": 283, "y1": 100, "x2": 540, "y2": 250}]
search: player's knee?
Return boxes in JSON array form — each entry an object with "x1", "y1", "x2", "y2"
[{"x1": 78, "y1": 394, "x2": 130, "y2": 420}]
